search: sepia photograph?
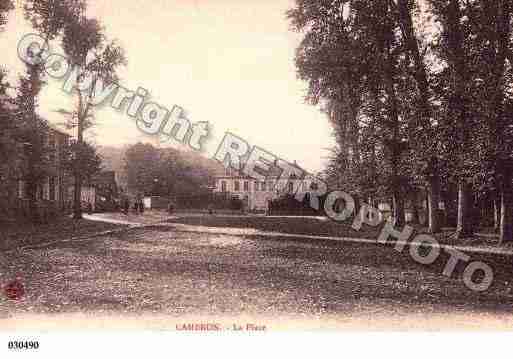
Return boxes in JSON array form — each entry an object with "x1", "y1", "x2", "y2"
[{"x1": 0, "y1": 0, "x2": 513, "y2": 357}]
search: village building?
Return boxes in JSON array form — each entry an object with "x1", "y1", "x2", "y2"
[
  {"x1": 67, "y1": 170, "x2": 120, "y2": 213},
  {"x1": 9, "y1": 126, "x2": 70, "y2": 219},
  {"x1": 212, "y1": 165, "x2": 309, "y2": 212},
  {"x1": 15, "y1": 124, "x2": 73, "y2": 219},
  {"x1": 213, "y1": 164, "x2": 431, "y2": 222},
  {"x1": 0, "y1": 93, "x2": 75, "y2": 221},
  {"x1": 0, "y1": 94, "x2": 119, "y2": 219}
]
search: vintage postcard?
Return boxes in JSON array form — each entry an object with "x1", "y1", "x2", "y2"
[{"x1": 0, "y1": 0, "x2": 513, "y2": 357}]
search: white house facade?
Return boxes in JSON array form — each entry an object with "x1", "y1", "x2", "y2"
[{"x1": 212, "y1": 167, "x2": 309, "y2": 212}]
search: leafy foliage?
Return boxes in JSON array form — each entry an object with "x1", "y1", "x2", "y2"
[
  {"x1": 289, "y1": 0, "x2": 513, "y2": 238},
  {"x1": 24, "y1": 0, "x2": 84, "y2": 41},
  {"x1": 0, "y1": 0, "x2": 13, "y2": 31},
  {"x1": 62, "y1": 140, "x2": 102, "y2": 183},
  {"x1": 124, "y1": 143, "x2": 217, "y2": 198}
]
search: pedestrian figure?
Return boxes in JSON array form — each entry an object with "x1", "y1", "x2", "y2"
[
  {"x1": 123, "y1": 198, "x2": 130, "y2": 215},
  {"x1": 4, "y1": 279, "x2": 24, "y2": 301}
]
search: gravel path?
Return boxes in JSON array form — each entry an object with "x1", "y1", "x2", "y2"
[{"x1": 2, "y1": 223, "x2": 513, "y2": 330}]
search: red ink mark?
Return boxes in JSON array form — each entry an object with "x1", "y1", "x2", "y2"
[{"x1": 4, "y1": 280, "x2": 24, "y2": 300}]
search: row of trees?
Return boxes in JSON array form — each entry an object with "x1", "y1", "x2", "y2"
[
  {"x1": 124, "y1": 143, "x2": 217, "y2": 199},
  {"x1": 0, "y1": 0, "x2": 125, "y2": 222},
  {"x1": 288, "y1": 0, "x2": 513, "y2": 242}
]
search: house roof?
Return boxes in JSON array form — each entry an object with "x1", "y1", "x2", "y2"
[
  {"x1": 0, "y1": 94, "x2": 17, "y2": 112},
  {"x1": 92, "y1": 171, "x2": 117, "y2": 186},
  {"x1": 217, "y1": 160, "x2": 304, "y2": 180},
  {"x1": 1, "y1": 94, "x2": 72, "y2": 138},
  {"x1": 47, "y1": 122, "x2": 72, "y2": 138}
]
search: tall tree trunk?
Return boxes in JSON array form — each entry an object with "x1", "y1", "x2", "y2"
[
  {"x1": 410, "y1": 188, "x2": 420, "y2": 225},
  {"x1": 444, "y1": 0, "x2": 474, "y2": 240},
  {"x1": 24, "y1": 65, "x2": 43, "y2": 224},
  {"x1": 383, "y1": 21, "x2": 405, "y2": 228},
  {"x1": 494, "y1": 197, "x2": 501, "y2": 232},
  {"x1": 427, "y1": 172, "x2": 441, "y2": 233},
  {"x1": 395, "y1": 0, "x2": 441, "y2": 232},
  {"x1": 490, "y1": 1, "x2": 512, "y2": 242},
  {"x1": 455, "y1": 182, "x2": 474, "y2": 238},
  {"x1": 27, "y1": 171, "x2": 39, "y2": 224},
  {"x1": 500, "y1": 174, "x2": 513, "y2": 242},
  {"x1": 393, "y1": 190, "x2": 406, "y2": 227},
  {"x1": 73, "y1": 107, "x2": 84, "y2": 220},
  {"x1": 389, "y1": 195, "x2": 394, "y2": 222},
  {"x1": 73, "y1": 174, "x2": 82, "y2": 219},
  {"x1": 354, "y1": 194, "x2": 361, "y2": 222}
]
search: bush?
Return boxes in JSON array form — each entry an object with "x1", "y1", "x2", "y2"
[
  {"x1": 174, "y1": 193, "x2": 243, "y2": 211},
  {"x1": 269, "y1": 193, "x2": 326, "y2": 216}
]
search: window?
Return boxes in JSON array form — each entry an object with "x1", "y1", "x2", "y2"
[
  {"x1": 48, "y1": 135, "x2": 56, "y2": 162},
  {"x1": 17, "y1": 181, "x2": 25, "y2": 199},
  {"x1": 49, "y1": 177, "x2": 56, "y2": 201},
  {"x1": 221, "y1": 181, "x2": 227, "y2": 192},
  {"x1": 234, "y1": 181, "x2": 240, "y2": 191},
  {"x1": 267, "y1": 181, "x2": 273, "y2": 192},
  {"x1": 244, "y1": 181, "x2": 249, "y2": 192},
  {"x1": 254, "y1": 182, "x2": 259, "y2": 191},
  {"x1": 288, "y1": 181, "x2": 294, "y2": 193},
  {"x1": 59, "y1": 176, "x2": 63, "y2": 201},
  {"x1": 261, "y1": 182, "x2": 267, "y2": 192}
]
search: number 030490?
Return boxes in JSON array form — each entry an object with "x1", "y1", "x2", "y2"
[{"x1": 8, "y1": 341, "x2": 40, "y2": 350}]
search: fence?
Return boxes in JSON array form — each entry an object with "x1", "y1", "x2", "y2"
[{"x1": 174, "y1": 193, "x2": 243, "y2": 212}]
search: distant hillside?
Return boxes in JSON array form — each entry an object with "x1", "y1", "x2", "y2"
[
  {"x1": 97, "y1": 145, "x2": 225, "y2": 191},
  {"x1": 176, "y1": 149, "x2": 226, "y2": 177},
  {"x1": 97, "y1": 145, "x2": 129, "y2": 190}
]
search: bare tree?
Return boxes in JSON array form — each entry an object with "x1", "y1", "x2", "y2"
[{"x1": 60, "y1": 9, "x2": 125, "y2": 219}]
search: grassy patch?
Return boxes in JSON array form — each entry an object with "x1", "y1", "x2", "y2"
[
  {"x1": 169, "y1": 215, "x2": 511, "y2": 250},
  {"x1": 168, "y1": 215, "x2": 381, "y2": 239},
  {"x1": 0, "y1": 218, "x2": 128, "y2": 251}
]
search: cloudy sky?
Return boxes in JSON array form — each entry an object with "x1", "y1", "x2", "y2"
[{"x1": 1, "y1": 0, "x2": 334, "y2": 173}]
